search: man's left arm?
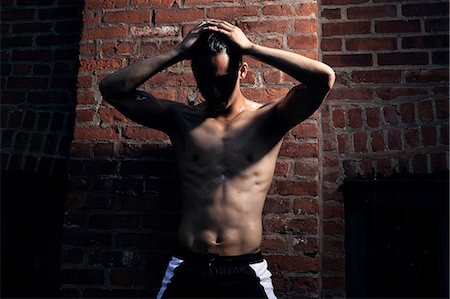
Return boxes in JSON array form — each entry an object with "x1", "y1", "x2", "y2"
[{"x1": 207, "y1": 20, "x2": 335, "y2": 131}]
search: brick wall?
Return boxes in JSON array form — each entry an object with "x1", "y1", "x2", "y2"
[
  {"x1": 1, "y1": 0, "x2": 83, "y2": 297},
  {"x1": 319, "y1": 0, "x2": 448, "y2": 296},
  {"x1": 1, "y1": 0, "x2": 83, "y2": 177},
  {"x1": 62, "y1": 0, "x2": 322, "y2": 298}
]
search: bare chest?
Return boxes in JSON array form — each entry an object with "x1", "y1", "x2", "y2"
[{"x1": 171, "y1": 111, "x2": 283, "y2": 178}]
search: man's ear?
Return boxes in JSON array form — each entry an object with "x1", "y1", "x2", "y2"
[{"x1": 238, "y1": 62, "x2": 248, "y2": 80}]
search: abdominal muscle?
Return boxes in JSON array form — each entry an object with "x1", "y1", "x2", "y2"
[{"x1": 177, "y1": 173, "x2": 268, "y2": 256}]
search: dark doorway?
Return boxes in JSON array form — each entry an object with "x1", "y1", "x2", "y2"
[{"x1": 344, "y1": 174, "x2": 449, "y2": 298}]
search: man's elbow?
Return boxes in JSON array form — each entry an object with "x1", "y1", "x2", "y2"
[{"x1": 323, "y1": 66, "x2": 335, "y2": 93}]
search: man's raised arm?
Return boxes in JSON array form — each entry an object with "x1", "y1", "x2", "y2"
[
  {"x1": 98, "y1": 22, "x2": 211, "y2": 131},
  {"x1": 207, "y1": 20, "x2": 335, "y2": 130}
]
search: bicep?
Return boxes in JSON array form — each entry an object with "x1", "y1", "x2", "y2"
[
  {"x1": 274, "y1": 84, "x2": 328, "y2": 131},
  {"x1": 102, "y1": 89, "x2": 181, "y2": 132}
]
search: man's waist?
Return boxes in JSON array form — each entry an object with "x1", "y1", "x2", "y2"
[{"x1": 174, "y1": 247, "x2": 264, "y2": 265}]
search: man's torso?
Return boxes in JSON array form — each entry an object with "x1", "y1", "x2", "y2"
[{"x1": 167, "y1": 99, "x2": 285, "y2": 256}]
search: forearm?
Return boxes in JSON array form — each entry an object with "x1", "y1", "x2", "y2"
[
  {"x1": 99, "y1": 47, "x2": 183, "y2": 97},
  {"x1": 245, "y1": 43, "x2": 335, "y2": 91}
]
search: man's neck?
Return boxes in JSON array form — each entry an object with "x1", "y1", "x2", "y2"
[{"x1": 207, "y1": 90, "x2": 247, "y2": 121}]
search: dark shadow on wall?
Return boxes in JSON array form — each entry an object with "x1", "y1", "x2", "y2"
[
  {"x1": 0, "y1": 0, "x2": 84, "y2": 297},
  {"x1": 61, "y1": 147, "x2": 182, "y2": 298},
  {"x1": 343, "y1": 173, "x2": 449, "y2": 298}
]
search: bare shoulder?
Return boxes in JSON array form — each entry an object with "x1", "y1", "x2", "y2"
[{"x1": 245, "y1": 98, "x2": 279, "y2": 113}]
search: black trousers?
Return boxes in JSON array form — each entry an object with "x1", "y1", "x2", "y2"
[{"x1": 157, "y1": 250, "x2": 276, "y2": 299}]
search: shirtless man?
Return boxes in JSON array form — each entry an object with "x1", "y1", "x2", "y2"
[{"x1": 99, "y1": 20, "x2": 335, "y2": 299}]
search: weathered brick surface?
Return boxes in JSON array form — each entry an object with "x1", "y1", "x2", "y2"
[
  {"x1": 62, "y1": 1, "x2": 321, "y2": 298},
  {"x1": 1, "y1": 0, "x2": 83, "y2": 176},
  {"x1": 25, "y1": 0, "x2": 448, "y2": 297},
  {"x1": 319, "y1": 0, "x2": 448, "y2": 296}
]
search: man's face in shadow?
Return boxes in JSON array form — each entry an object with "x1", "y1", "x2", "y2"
[{"x1": 191, "y1": 52, "x2": 241, "y2": 111}]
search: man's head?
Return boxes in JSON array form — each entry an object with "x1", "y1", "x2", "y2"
[{"x1": 190, "y1": 31, "x2": 247, "y2": 110}]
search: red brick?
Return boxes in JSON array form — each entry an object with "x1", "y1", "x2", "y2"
[
  {"x1": 353, "y1": 131, "x2": 368, "y2": 153},
  {"x1": 376, "y1": 87, "x2": 428, "y2": 100},
  {"x1": 402, "y1": 3, "x2": 449, "y2": 17},
  {"x1": 371, "y1": 131, "x2": 384, "y2": 152},
  {"x1": 287, "y1": 34, "x2": 318, "y2": 50},
  {"x1": 433, "y1": 51, "x2": 449, "y2": 65},
  {"x1": 322, "y1": 8, "x2": 341, "y2": 20},
  {"x1": 266, "y1": 255, "x2": 319, "y2": 272},
  {"x1": 124, "y1": 126, "x2": 168, "y2": 141},
  {"x1": 327, "y1": 87, "x2": 373, "y2": 101},
  {"x1": 271, "y1": 180, "x2": 317, "y2": 196},
  {"x1": 323, "y1": 54, "x2": 372, "y2": 67},
  {"x1": 324, "y1": 204, "x2": 344, "y2": 219},
  {"x1": 422, "y1": 126, "x2": 436, "y2": 146},
  {"x1": 378, "y1": 52, "x2": 428, "y2": 66},
  {"x1": 323, "y1": 220, "x2": 344, "y2": 236},
  {"x1": 263, "y1": 197, "x2": 292, "y2": 214},
  {"x1": 291, "y1": 276, "x2": 319, "y2": 293},
  {"x1": 294, "y1": 159, "x2": 318, "y2": 177},
  {"x1": 238, "y1": 20, "x2": 290, "y2": 34},
  {"x1": 324, "y1": 256, "x2": 345, "y2": 274},
  {"x1": 76, "y1": 109, "x2": 94, "y2": 122},
  {"x1": 77, "y1": 91, "x2": 95, "y2": 104},
  {"x1": 286, "y1": 219, "x2": 319, "y2": 234},
  {"x1": 346, "y1": 37, "x2": 396, "y2": 51},
  {"x1": 387, "y1": 129, "x2": 402, "y2": 150},
  {"x1": 425, "y1": 19, "x2": 449, "y2": 32},
  {"x1": 79, "y1": 58, "x2": 124, "y2": 72},
  {"x1": 207, "y1": 6, "x2": 258, "y2": 19},
  {"x1": 322, "y1": 276, "x2": 345, "y2": 290},
  {"x1": 348, "y1": 108, "x2": 363, "y2": 128},
  {"x1": 292, "y1": 236, "x2": 319, "y2": 254},
  {"x1": 294, "y1": 20, "x2": 318, "y2": 33},
  {"x1": 418, "y1": 100, "x2": 433, "y2": 122},
  {"x1": 155, "y1": 8, "x2": 203, "y2": 24},
  {"x1": 103, "y1": 10, "x2": 151, "y2": 24},
  {"x1": 404, "y1": 128, "x2": 419, "y2": 148},
  {"x1": 402, "y1": 35, "x2": 448, "y2": 49},
  {"x1": 89, "y1": 214, "x2": 138, "y2": 229},
  {"x1": 436, "y1": 98, "x2": 449, "y2": 119},
  {"x1": 375, "y1": 20, "x2": 421, "y2": 33},
  {"x1": 321, "y1": 38, "x2": 342, "y2": 51},
  {"x1": 332, "y1": 109, "x2": 345, "y2": 128},
  {"x1": 79, "y1": 43, "x2": 96, "y2": 57},
  {"x1": 73, "y1": 127, "x2": 118, "y2": 141},
  {"x1": 399, "y1": 103, "x2": 415, "y2": 123},
  {"x1": 263, "y1": 3, "x2": 317, "y2": 17},
  {"x1": 130, "y1": 0, "x2": 177, "y2": 7},
  {"x1": 337, "y1": 134, "x2": 350, "y2": 154},
  {"x1": 347, "y1": 5, "x2": 396, "y2": 19},
  {"x1": 383, "y1": 106, "x2": 398, "y2": 126},
  {"x1": 261, "y1": 235, "x2": 287, "y2": 253},
  {"x1": 292, "y1": 123, "x2": 318, "y2": 139},
  {"x1": 352, "y1": 70, "x2": 401, "y2": 83},
  {"x1": 293, "y1": 198, "x2": 319, "y2": 216},
  {"x1": 82, "y1": 26, "x2": 128, "y2": 40},
  {"x1": 404, "y1": 69, "x2": 449, "y2": 83},
  {"x1": 185, "y1": 0, "x2": 234, "y2": 4},
  {"x1": 322, "y1": 21, "x2": 371, "y2": 36},
  {"x1": 279, "y1": 142, "x2": 318, "y2": 158},
  {"x1": 366, "y1": 107, "x2": 380, "y2": 128},
  {"x1": 93, "y1": 143, "x2": 115, "y2": 157},
  {"x1": 440, "y1": 125, "x2": 448, "y2": 145}
]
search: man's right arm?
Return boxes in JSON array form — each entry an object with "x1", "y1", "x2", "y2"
[
  {"x1": 99, "y1": 22, "x2": 211, "y2": 132},
  {"x1": 99, "y1": 48, "x2": 184, "y2": 132}
]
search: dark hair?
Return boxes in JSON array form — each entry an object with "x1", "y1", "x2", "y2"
[{"x1": 191, "y1": 31, "x2": 242, "y2": 68}]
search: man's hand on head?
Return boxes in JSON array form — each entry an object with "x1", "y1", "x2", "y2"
[
  {"x1": 176, "y1": 20, "x2": 254, "y2": 59},
  {"x1": 205, "y1": 20, "x2": 254, "y2": 53}
]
